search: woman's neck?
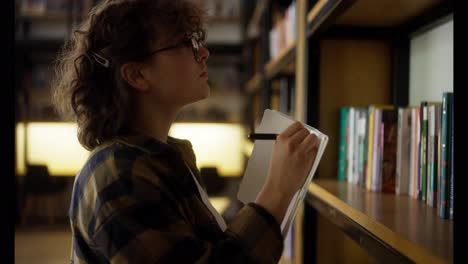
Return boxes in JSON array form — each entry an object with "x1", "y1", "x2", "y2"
[{"x1": 131, "y1": 102, "x2": 180, "y2": 144}]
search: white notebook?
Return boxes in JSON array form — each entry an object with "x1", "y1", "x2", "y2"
[{"x1": 237, "y1": 109, "x2": 328, "y2": 237}]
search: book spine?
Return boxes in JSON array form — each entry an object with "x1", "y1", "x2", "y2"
[
  {"x1": 416, "y1": 107, "x2": 421, "y2": 200},
  {"x1": 420, "y1": 102, "x2": 428, "y2": 202},
  {"x1": 436, "y1": 105, "x2": 441, "y2": 209},
  {"x1": 381, "y1": 109, "x2": 397, "y2": 193},
  {"x1": 371, "y1": 109, "x2": 381, "y2": 191},
  {"x1": 354, "y1": 109, "x2": 360, "y2": 185},
  {"x1": 396, "y1": 108, "x2": 403, "y2": 194},
  {"x1": 449, "y1": 94, "x2": 454, "y2": 219},
  {"x1": 396, "y1": 108, "x2": 410, "y2": 195},
  {"x1": 337, "y1": 107, "x2": 349, "y2": 181},
  {"x1": 439, "y1": 93, "x2": 449, "y2": 218},
  {"x1": 366, "y1": 107, "x2": 375, "y2": 190},
  {"x1": 401, "y1": 108, "x2": 411, "y2": 195},
  {"x1": 347, "y1": 108, "x2": 355, "y2": 183},
  {"x1": 378, "y1": 122, "x2": 384, "y2": 192},
  {"x1": 409, "y1": 108, "x2": 416, "y2": 198},
  {"x1": 362, "y1": 109, "x2": 369, "y2": 188},
  {"x1": 427, "y1": 105, "x2": 435, "y2": 207}
]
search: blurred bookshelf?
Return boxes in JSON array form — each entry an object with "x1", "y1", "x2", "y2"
[{"x1": 242, "y1": 0, "x2": 453, "y2": 263}]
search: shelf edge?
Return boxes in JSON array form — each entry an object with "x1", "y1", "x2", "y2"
[
  {"x1": 265, "y1": 42, "x2": 296, "y2": 79},
  {"x1": 307, "y1": 181, "x2": 448, "y2": 264}
]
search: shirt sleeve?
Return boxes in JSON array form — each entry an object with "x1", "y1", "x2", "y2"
[{"x1": 89, "y1": 160, "x2": 284, "y2": 264}]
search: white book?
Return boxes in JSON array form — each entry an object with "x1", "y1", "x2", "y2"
[
  {"x1": 356, "y1": 109, "x2": 367, "y2": 186},
  {"x1": 237, "y1": 109, "x2": 328, "y2": 237}
]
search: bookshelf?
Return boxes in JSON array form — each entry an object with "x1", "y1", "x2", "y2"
[
  {"x1": 242, "y1": 0, "x2": 453, "y2": 263},
  {"x1": 307, "y1": 179, "x2": 452, "y2": 263}
]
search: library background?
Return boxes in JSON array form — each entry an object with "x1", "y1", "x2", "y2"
[{"x1": 14, "y1": 0, "x2": 454, "y2": 263}]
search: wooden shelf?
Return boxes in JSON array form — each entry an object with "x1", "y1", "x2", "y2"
[
  {"x1": 246, "y1": 0, "x2": 267, "y2": 40},
  {"x1": 306, "y1": 0, "x2": 357, "y2": 37},
  {"x1": 335, "y1": 0, "x2": 444, "y2": 27},
  {"x1": 246, "y1": 73, "x2": 261, "y2": 94},
  {"x1": 264, "y1": 42, "x2": 296, "y2": 79},
  {"x1": 306, "y1": 179, "x2": 453, "y2": 263}
]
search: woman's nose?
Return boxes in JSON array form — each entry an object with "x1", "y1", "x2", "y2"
[{"x1": 199, "y1": 45, "x2": 210, "y2": 62}]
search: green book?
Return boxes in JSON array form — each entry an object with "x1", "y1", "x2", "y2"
[
  {"x1": 439, "y1": 93, "x2": 452, "y2": 219},
  {"x1": 337, "y1": 107, "x2": 349, "y2": 181},
  {"x1": 448, "y1": 93, "x2": 454, "y2": 220}
]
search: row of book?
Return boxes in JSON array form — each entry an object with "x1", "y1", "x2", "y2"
[
  {"x1": 337, "y1": 92, "x2": 454, "y2": 219},
  {"x1": 269, "y1": 1, "x2": 297, "y2": 59}
]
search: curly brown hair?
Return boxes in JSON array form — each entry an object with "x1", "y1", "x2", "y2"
[{"x1": 51, "y1": 0, "x2": 206, "y2": 150}]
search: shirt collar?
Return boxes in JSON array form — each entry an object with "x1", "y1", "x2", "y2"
[{"x1": 112, "y1": 130, "x2": 195, "y2": 161}]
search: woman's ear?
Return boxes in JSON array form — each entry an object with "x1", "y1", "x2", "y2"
[{"x1": 120, "y1": 63, "x2": 149, "y2": 92}]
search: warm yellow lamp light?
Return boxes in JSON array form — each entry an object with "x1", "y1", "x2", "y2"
[
  {"x1": 209, "y1": 197, "x2": 230, "y2": 214},
  {"x1": 169, "y1": 123, "x2": 246, "y2": 177},
  {"x1": 16, "y1": 122, "x2": 247, "y2": 177},
  {"x1": 16, "y1": 122, "x2": 90, "y2": 176}
]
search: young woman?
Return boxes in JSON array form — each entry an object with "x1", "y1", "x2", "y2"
[{"x1": 52, "y1": 0, "x2": 319, "y2": 263}]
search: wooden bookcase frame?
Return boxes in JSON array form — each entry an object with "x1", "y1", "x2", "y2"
[{"x1": 242, "y1": 0, "x2": 453, "y2": 263}]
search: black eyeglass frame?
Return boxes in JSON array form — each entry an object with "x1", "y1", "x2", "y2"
[{"x1": 143, "y1": 34, "x2": 205, "y2": 62}]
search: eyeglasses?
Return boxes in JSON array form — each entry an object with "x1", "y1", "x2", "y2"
[{"x1": 144, "y1": 34, "x2": 206, "y2": 62}]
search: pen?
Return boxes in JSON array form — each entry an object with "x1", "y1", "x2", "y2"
[{"x1": 248, "y1": 133, "x2": 278, "y2": 140}]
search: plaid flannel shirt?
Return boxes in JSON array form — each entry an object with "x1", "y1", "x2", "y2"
[{"x1": 69, "y1": 131, "x2": 284, "y2": 263}]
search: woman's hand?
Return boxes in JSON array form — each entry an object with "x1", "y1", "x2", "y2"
[{"x1": 255, "y1": 121, "x2": 320, "y2": 224}]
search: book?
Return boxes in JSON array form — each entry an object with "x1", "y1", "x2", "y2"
[
  {"x1": 415, "y1": 107, "x2": 421, "y2": 200},
  {"x1": 396, "y1": 107, "x2": 411, "y2": 195},
  {"x1": 237, "y1": 109, "x2": 329, "y2": 237},
  {"x1": 366, "y1": 106, "x2": 376, "y2": 190},
  {"x1": 409, "y1": 108, "x2": 415, "y2": 197},
  {"x1": 356, "y1": 108, "x2": 368, "y2": 187},
  {"x1": 380, "y1": 108, "x2": 398, "y2": 193},
  {"x1": 371, "y1": 109, "x2": 382, "y2": 192},
  {"x1": 420, "y1": 102, "x2": 428, "y2": 202},
  {"x1": 439, "y1": 93, "x2": 452, "y2": 219},
  {"x1": 347, "y1": 108, "x2": 356, "y2": 184},
  {"x1": 337, "y1": 107, "x2": 349, "y2": 181},
  {"x1": 427, "y1": 103, "x2": 442, "y2": 207},
  {"x1": 448, "y1": 93, "x2": 454, "y2": 219}
]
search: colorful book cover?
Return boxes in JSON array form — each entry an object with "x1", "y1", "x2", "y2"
[
  {"x1": 420, "y1": 102, "x2": 428, "y2": 202},
  {"x1": 353, "y1": 109, "x2": 361, "y2": 185},
  {"x1": 449, "y1": 93, "x2": 454, "y2": 219},
  {"x1": 436, "y1": 104, "x2": 442, "y2": 209},
  {"x1": 427, "y1": 103, "x2": 441, "y2": 207},
  {"x1": 337, "y1": 107, "x2": 349, "y2": 181},
  {"x1": 371, "y1": 109, "x2": 381, "y2": 192},
  {"x1": 366, "y1": 106, "x2": 375, "y2": 191},
  {"x1": 427, "y1": 104, "x2": 435, "y2": 206},
  {"x1": 439, "y1": 93, "x2": 451, "y2": 219},
  {"x1": 378, "y1": 122, "x2": 384, "y2": 191},
  {"x1": 357, "y1": 108, "x2": 368, "y2": 187},
  {"x1": 369, "y1": 105, "x2": 393, "y2": 192},
  {"x1": 380, "y1": 108, "x2": 398, "y2": 193},
  {"x1": 347, "y1": 107, "x2": 355, "y2": 183},
  {"x1": 396, "y1": 107, "x2": 411, "y2": 195}
]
